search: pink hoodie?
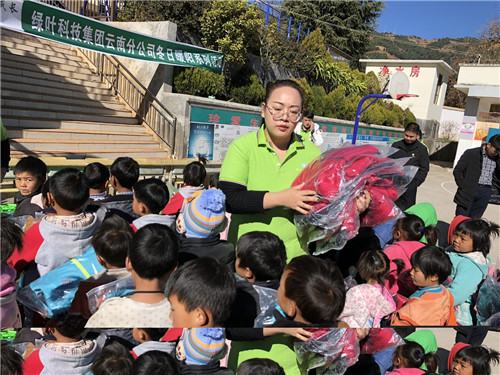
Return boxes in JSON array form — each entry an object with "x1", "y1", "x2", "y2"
[
  {"x1": 384, "y1": 241, "x2": 425, "y2": 296},
  {"x1": 388, "y1": 368, "x2": 425, "y2": 374}
]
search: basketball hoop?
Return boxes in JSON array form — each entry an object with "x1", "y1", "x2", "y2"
[{"x1": 387, "y1": 71, "x2": 410, "y2": 100}]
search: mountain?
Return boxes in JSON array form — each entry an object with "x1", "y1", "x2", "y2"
[{"x1": 363, "y1": 32, "x2": 479, "y2": 67}]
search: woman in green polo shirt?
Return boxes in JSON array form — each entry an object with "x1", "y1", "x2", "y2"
[{"x1": 219, "y1": 79, "x2": 321, "y2": 261}]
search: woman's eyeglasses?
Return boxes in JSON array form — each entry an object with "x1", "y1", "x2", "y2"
[{"x1": 266, "y1": 105, "x2": 302, "y2": 123}]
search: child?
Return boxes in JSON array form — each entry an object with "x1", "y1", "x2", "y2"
[
  {"x1": 339, "y1": 250, "x2": 396, "y2": 327},
  {"x1": 23, "y1": 313, "x2": 100, "y2": 374},
  {"x1": 161, "y1": 156, "x2": 207, "y2": 216},
  {"x1": 85, "y1": 223, "x2": 179, "y2": 328},
  {"x1": 446, "y1": 218, "x2": 500, "y2": 326},
  {"x1": 12, "y1": 156, "x2": 47, "y2": 218},
  {"x1": 384, "y1": 214, "x2": 438, "y2": 297},
  {"x1": 167, "y1": 256, "x2": 236, "y2": 327},
  {"x1": 1, "y1": 215, "x2": 23, "y2": 328},
  {"x1": 91, "y1": 341, "x2": 134, "y2": 375},
  {"x1": 226, "y1": 231, "x2": 287, "y2": 327},
  {"x1": 99, "y1": 156, "x2": 140, "y2": 223},
  {"x1": 131, "y1": 328, "x2": 173, "y2": 359},
  {"x1": 132, "y1": 351, "x2": 180, "y2": 375},
  {"x1": 8, "y1": 168, "x2": 102, "y2": 277},
  {"x1": 388, "y1": 341, "x2": 438, "y2": 374},
  {"x1": 175, "y1": 188, "x2": 234, "y2": 269},
  {"x1": 448, "y1": 345, "x2": 500, "y2": 375},
  {"x1": 1, "y1": 341, "x2": 24, "y2": 375},
  {"x1": 175, "y1": 328, "x2": 231, "y2": 374},
  {"x1": 68, "y1": 215, "x2": 134, "y2": 318},
  {"x1": 83, "y1": 162, "x2": 110, "y2": 201},
  {"x1": 391, "y1": 246, "x2": 456, "y2": 326},
  {"x1": 131, "y1": 178, "x2": 175, "y2": 231},
  {"x1": 274, "y1": 255, "x2": 346, "y2": 327},
  {"x1": 237, "y1": 358, "x2": 285, "y2": 375}
]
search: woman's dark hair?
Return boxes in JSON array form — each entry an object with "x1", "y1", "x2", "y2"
[
  {"x1": 410, "y1": 245, "x2": 452, "y2": 284},
  {"x1": 393, "y1": 341, "x2": 438, "y2": 373},
  {"x1": 183, "y1": 155, "x2": 207, "y2": 186},
  {"x1": 358, "y1": 250, "x2": 390, "y2": 285},
  {"x1": 454, "y1": 218, "x2": 500, "y2": 256},
  {"x1": 453, "y1": 346, "x2": 500, "y2": 375},
  {"x1": 394, "y1": 214, "x2": 438, "y2": 246},
  {"x1": 236, "y1": 231, "x2": 287, "y2": 281},
  {"x1": 132, "y1": 350, "x2": 180, "y2": 375},
  {"x1": 237, "y1": 358, "x2": 285, "y2": 375},
  {"x1": 49, "y1": 168, "x2": 89, "y2": 211},
  {"x1": 284, "y1": 255, "x2": 346, "y2": 325},
  {"x1": 1, "y1": 214, "x2": 23, "y2": 262},
  {"x1": 264, "y1": 79, "x2": 304, "y2": 106},
  {"x1": 1, "y1": 341, "x2": 24, "y2": 375},
  {"x1": 91, "y1": 341, "x2": 134, "y2": 375}
]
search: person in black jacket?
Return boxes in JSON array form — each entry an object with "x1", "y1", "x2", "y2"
[
  {"x1": 390, "y1": 122, "x2": 430, "y2": 211},
  {"x1": 453, "y1": 134, "x2": 500, "y2": 218}
]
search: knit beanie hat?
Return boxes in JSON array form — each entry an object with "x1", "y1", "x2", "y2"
[
  {"x1": 183, "y1": 189, "x2": 227, "y2": 238},
  {"x1": 183, "y1": 328, "x2": 227, "y2": 365}
]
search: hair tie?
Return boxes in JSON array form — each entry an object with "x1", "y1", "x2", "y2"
[
  {"x1": 419, "y1": 352, "x2": 424, "y2": 360},
  {"x1": 418, "y1": 225, "x2": 424, "y2": 233}
]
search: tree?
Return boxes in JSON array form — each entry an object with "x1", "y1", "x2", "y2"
[
  {"x1": 200, "y1": 1, "x2": 264, "y2": 75},
  {"x1": 281, "y1": 0, "x2": 384, "y2": 63}
]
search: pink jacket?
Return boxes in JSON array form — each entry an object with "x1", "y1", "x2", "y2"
[
  {"x1": 384, "y1": 241, "x2": 425, "y2": 296},
  {"x1": 388, "y1": 368, "x2": 425, "y2": 374}
]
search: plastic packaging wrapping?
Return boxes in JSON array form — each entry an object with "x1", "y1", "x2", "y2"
[
  {"x1": 87, "y1": 275, "x2": 135, "y2": 315},
  {"x1": 16, "y1": 248, "x2": 104, "y2": 317},
  {"x1": 252, "y1": 284, "x2": 278, "y2": 328},
  {"x1": 476, "y1": 275, "x2": 500, "y2": 325},
  {"x1": 294, "y1": 328, "x2": 359, "y2": 375},
  {"x1": 359, "y1": 328, "x2": 405, "y2": 355},
  {"x1": 292, "y1": 143, "x2": 416, "y2": 254}
]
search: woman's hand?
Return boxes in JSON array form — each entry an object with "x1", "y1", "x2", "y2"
[
  {"x1": 263, "y1": 327, "x2": 313, "y2": 341},
  {"x1": 264, "y1": 183, "x2": 318, "y2": 214},
  {"x1": 355, "y1": 189, "x2": 371, "y2": 214}
]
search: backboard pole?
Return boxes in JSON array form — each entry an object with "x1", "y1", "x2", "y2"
[{"x1": 352, "y1": 93, "x2": 391, "y2": 144}]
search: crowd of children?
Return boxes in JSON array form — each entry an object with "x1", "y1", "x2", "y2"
[{"x1": 1, "y1": 152, "x2": 499, "y2": 374}]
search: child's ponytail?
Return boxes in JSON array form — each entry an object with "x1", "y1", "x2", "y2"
[
  {"x1": 422, "y1": 225, "x2": 438, "y2": 246},
  {"x1": 396, "y1": 214, "x2": 438, "y2": 244},
  {"x1": 422, "y1": 352, "x2": 438, "y2": 374},
  {"x1": 392, "y1": 258, "x2": 405, "y2": 275},
  {"x1": 393, "y1": 341, "x2": 438, "y2": 373}
]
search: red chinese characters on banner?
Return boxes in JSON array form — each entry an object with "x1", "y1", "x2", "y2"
[
  {"x1": 250, "y1": 118, "x2": 260, "y2": 127},
  {"x1": 379, "y1": 66, "x2": 389, "y2": 76},
  {"x1": 410, "y1": 66, "x2": 420, "y2": 77},
  {"x1": 208, "y1": 114, "x2": 220, "y2": 123},
  {"x1": 322, "y1": 126, "x2": 327, "y2": 132},
  {"x1": 369, "y1": 130, "x2": 373, "y2": 136},
  {"x1": 230, "y1": 116, "x2": 241, "y2": 125},
  {"x1": 395, "y1": 66, "x2": 404, "y2": 72},
  {"x1": 332, "y1": 127, "x2": 337, "y2": 133}
]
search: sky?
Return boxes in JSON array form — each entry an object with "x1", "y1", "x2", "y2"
[{"x1": 376, "y1": 1, "x2": 500, "y2": 40}]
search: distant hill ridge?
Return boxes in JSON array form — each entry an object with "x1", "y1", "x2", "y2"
[{"x1": 364, "y1": 32, "x2": 478, "y2": 66}]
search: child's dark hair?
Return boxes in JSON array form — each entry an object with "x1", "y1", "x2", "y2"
[
  {"x1": 237, "y1": 358, "x2": 285, "y2": 375},
  {"x1": 137, "y1": 328, "x2": 167, "y2": 342},
  {"x1": 132, "y1": 350, "x2": 179, "y2": 375},
  {"x1": 284, "y1": 255, "x2": 346, "y2": 325},
  {"x1": 133, "y1": 178, "x2": 170, "y2": 214},
  {"x1": 167, "y1": 256, "x2": 236, "y2": 326},
  {"x1": 1, "y1": 214, "x2": 23, "y2": 262},
  {"x1": 183, "y1": 155, "x2": 207, "y2": 187},
  {"x1": 83, "y1": 162, "x2": 110, "y2": 190},
  {"x1": 453, "y1": 346, "x2": 500, "y2": 375},
  {"x1": 394, "y1": 214, "x2": 438, "y2": 246},
  {"x1": 41, "y1": 178, "x2": 50, "y2": 204},
  {"x1": 130, "y1": 224, "x2": 179, "y2": 280},
  {"x1": 46, "y1": 313, "x2": 87, "y2": 339},
  {"x1": 92, "y1": 215, "x2": 133, "y2": 268},
  {"x1": 410, "y1": 245, "x2": 452, "y2": 284},
  {"x1": 236, "y1": 231, "x2": 287, "y2": 281},
  {"x1": 1, "y1": 341, "x2": 24, "y2": 375},
  {"x1": 209, "y1": 173, "x2": 219, "y2": 189},
  {"x1": 358, "y1": 250, "x2": 391, "y2": 285},
  {"x1": 454, "y1": 218, "x2": 500, "y2": 256},
  {"x1": 13, "y1": 156, "x2": 47, "y2": 181},
  {"x1": 49, "y1": 168, "x2": 89, "y2": 211},
  {"x1": 110, "y1": 157, "x2": 140, "y2": 189},
  {"x1": 91, "y1": 341, "x2": 133, "y2": 375},
  {"x1": 393, "y1": 341, "x2": 438, "y2": 373}
]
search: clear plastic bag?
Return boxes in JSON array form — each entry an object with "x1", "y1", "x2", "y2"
[
  {"x1": 292, "y1": 144, "x2": 417, "y2": 254},
  {"x1": 252, "y1": 285, "x2": 278, "y2": 327},
  {"x1": 294, "y1": 328, "x2": 359, "y2": 375},
  {"x1": 87, "y1": 276, "x2": 135, "y2": 315},
  {"x1": 16, "y1": 248, "x2": 104, "y2": 317},
  {"x1": 476, "y1": 275, "x2": 500, "y2": 325},
  {"x1": 359, "y1": 328, "x2": 405, "y2": 355}
]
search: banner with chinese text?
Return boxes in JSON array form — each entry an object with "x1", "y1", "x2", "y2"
[{"x1": 0, "y1": 0, "x2": 224, "y2": 73}]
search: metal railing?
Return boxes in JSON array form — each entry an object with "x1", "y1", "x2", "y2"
[
  {"x1": 80, "y1": 48, "x2": 177, "y2": 152},
  {"x1": 43, "y1": 0, "x2": 119, "y2": 21}
]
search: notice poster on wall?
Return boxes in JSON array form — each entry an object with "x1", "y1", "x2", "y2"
[
  {"x1": 213, "y1": 124, "x2": 257, "y2": 162},
  {"x1": 460, "y1": 122, "x2": 475, "y2": 135},
  {"x1": 320, "y1": 133, "x2": 346, "y2": 152},
  {"x1": 187, "y1": 123, "x2": 214, "y2": 159},
  {"x1": 474, "y1": 112, "x2": 500, "y2": 141}
]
